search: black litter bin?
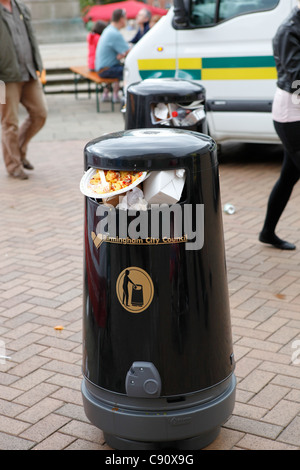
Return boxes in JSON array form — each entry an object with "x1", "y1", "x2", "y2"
[
  {"x1": 125, "y1": 78, "x2": 207, "y2": 134},
  {"x1": 81, "y1": 128, "x2": 236, "y2": 450}
]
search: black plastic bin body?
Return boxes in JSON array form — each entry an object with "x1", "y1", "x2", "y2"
[
  {"x1": 82, "y1": 128, "x2": 236, "y2": 450},
  {"x1": 125, "y1": 78, "x2": 208, "y2": 134}
]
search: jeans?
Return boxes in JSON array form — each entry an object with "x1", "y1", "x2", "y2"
[{"x1": 98, "y1": 65, "x2": 124, "y2": 81}]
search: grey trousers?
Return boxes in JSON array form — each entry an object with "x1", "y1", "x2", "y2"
[{"x1": 0, "y1": 78, "x2": 47, "y2": 174}]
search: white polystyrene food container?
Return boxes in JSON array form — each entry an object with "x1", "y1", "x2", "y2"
[
  {"x1": 143, "y1": 169, "x2": 186, "y2": 204},
  {"x1": 80, "y1": 168, "x2": 148, "y2": 199}
]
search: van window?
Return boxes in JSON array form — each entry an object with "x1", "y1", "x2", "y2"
[
  {"x1": 219, "y1": 0, "x2": 279, "y2": 21},
  {"x1": 190, "y1": 0, "x2": 279, "y2": 27},
  {"x1": 190, "y1": 0, "x2": 216, "y2": 26}
]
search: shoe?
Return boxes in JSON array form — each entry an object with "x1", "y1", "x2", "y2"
[
  {"x1": 112, "y1": 96, "x2": 121, "y2": 104},
  {"x1": 259, "y1": 232, "x2": 296, "y2": 250},
  {"x1": 9, "y1": 168, "x2": 29, "y2": 180},
  {"x1": 22, "y1": 159, "x2": 34, "y2": 170}
]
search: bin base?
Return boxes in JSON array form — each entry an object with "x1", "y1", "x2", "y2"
[
  {"x1": 104, "y1": 427, "x2": 220, "y2": 450},
  {"x1": 82, "y1": 374, "x2": 236, "y2": 450}
]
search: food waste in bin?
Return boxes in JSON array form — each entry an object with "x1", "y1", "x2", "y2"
[
  {"x1": 151, "y1": 101, "x2": 205, "y2": 127},
  {"x1": 80, "y1": 167, "x2": 186, "y2": 206},
  {"x1": 80, "y1": 169, "x2": 147, "y2": 197}
]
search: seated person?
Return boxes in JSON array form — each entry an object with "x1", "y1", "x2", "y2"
[
  {"x1": 87, "y1": 20, "x2": 107, "y2": 71},
  {"x1": 130, "y1": 8, "x2": 152, "y2": 44},
  {"x1": 95, "y1": 8, "x2": 130, "y2": 103}
]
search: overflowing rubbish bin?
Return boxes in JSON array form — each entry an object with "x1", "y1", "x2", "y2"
[
  {"x1": 80, "y1": 127, "x2": 236, "y2": 450},
  {"x1": 125, "y1": 78, "x2": 207, "y2": 134}
]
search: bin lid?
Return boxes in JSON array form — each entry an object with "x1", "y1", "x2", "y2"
[
  {"x1": 84, "y1": 128, "x2": 216, "y2": 172},
  {"x1": 127, "y1": 78, "x2": 205, "y2": 103}
]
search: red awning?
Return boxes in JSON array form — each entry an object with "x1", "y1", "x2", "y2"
[{"x1": 83, "y1": 1, "x2": 168, "y2": 22}]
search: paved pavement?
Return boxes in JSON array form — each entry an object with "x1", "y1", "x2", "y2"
[{"x1": 1, "y1": 55, "x2": 300, "y2": 450}]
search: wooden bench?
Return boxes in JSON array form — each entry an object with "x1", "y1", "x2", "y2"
[
  {"x1": 69, "y1": 66, "x2": 120, "y2": 113},
  {"x1": 42, "y1": 68, "x2": 82, "y2": 94}
]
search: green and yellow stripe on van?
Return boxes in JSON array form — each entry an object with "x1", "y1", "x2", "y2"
[{"x1": 137, "y1": 56, "x2": 277, "y2": 81}]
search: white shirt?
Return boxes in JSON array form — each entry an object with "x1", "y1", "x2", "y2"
[{"x1": 272, "y1": 87, "x2": 300, "y2": 123}]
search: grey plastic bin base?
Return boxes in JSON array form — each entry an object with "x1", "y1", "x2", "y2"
[
  {"x1": 103, "y1": 428, "x2": 220, "y2": 451},
  {"x1": 81, "y1": 374, "x2": 236, "y2": 450}
]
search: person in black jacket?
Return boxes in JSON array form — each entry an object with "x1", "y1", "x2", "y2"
[
  {"x1": 130, "y1": 8, "x2": 152, "y2": 45},
  {"x1": 0, "y1": 0, "x2": 47, "y2": 180},
  {"x1": 259, "y1": 3, "x2": 300, "y2": 250}
]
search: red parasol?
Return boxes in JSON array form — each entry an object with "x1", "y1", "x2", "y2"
[{"x1": 83, "y1": 0, "x2": 168, "y2": 22}]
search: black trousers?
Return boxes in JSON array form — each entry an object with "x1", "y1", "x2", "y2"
[{"x1": 261, "y1": 120, "x2": 300, "y2": 235}]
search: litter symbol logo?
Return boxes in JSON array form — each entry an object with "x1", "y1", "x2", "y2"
[{"x1": 116, "y1": 267, "x2": 154, "y2": 313}]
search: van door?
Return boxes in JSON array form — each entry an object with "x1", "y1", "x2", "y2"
[{"x1": 175, "y1": 0, "x2": 295, "y2": 143}]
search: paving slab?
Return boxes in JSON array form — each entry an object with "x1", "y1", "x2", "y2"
[{"x1": 0, "y1": 88, "x2": 300, "y2": 450}]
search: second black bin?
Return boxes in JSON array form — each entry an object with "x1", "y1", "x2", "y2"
[
  {"x1": 125, "y1": 78, "x2": 207, "y2": 134},
  {"x1": 81, "y1": 128, "x2": 236, "y2": 450}
]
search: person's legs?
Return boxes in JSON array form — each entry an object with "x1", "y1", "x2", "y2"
[
  {"x1": 260, "y1": 153, "x2": 300, "y2": 247},
  {"x1": 19, "y1": 78, "x2": 47, "y2": 166},
  {"x1": 259, "y1": 120, "x2": 300, "y2": 249},
  {"x1": 98, "y1": 65, "x2": 123, "y2": 102},
  {"x1": 112, "y1": 82, "x2": 120, "y2": 102},
  {"x1": 101, "y1": 86, "x2": 110, "y2": 102},
  {"x1": 0, "y1": 82, "x2": 25, "y2": 175},
  {"x1": 98, "y1": 65, "x2": 124, "y2": 80}
]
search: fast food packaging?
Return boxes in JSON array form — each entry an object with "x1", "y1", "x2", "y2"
[
  {"x1": 143, "y1": 169, "x2": 186, "y2": 204},
  {"x1": 80, "y1": 168, "x2": 148, "y2": 201}
]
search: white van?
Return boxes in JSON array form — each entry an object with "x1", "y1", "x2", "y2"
[{"x1": 124, "y1": 0, "x2": 298, "y2": 144}]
